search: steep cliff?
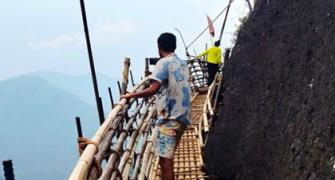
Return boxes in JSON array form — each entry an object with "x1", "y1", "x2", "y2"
[{"x1": 204, "y1": 0, "x2": 335, "y2": 179}]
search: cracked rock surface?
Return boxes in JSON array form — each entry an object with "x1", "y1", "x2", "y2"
[{"x1": 204, "y1": 0, "x2": 335, "y2": 179}]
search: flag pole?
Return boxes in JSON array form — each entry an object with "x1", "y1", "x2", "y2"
[
  {"x1": 210, "y1": 36, "x2": 214, "y2": 47},
  {"x1": 206, "y1": 15, "x2": 215, "y2": 47},
  {"x1": 219, "y1": 0, "x2": 233, "y2": 42},
  {"x1": 174, "y1": 28, "x2": 190, "y2": 57},
  {"x1": 187, "y1": 1, "x2": 234, "y2": 49},
  {"x1": 245, "y1": 0, "x2": 253, "y2": 12}
]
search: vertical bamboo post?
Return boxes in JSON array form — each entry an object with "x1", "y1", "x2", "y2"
[
  {"x1": 144, "y1": 58, "x2": 150, "y2": 77},
  {"x1": 117, "y1": 81, "x2": 122, "y2": 95},
  {"x1": 213, "y1": 48, "x2": 230, "y2": 111},
  {"x1": 213, "y1": 76, "x2": 223, "y2": 112},
  {"x1": 75, "y1": 117, "x2": 83, "y2": 138},
  {"x1": 203, "y1": 103, "x2": 209, "y2": 132},
  {"x1": 98, "y1": 97, "x2": 105, "y2": 124},
  {"x1": 130, "y1": 70, "x2": 139, "y2": 105},
  {"x1": 2, "y1": 160, "x2": 15, "y2": 180},
  {"x1": 130, "y1": 70, "x2": 135, "y2": 87},
  {"x1": 121, "y1": 57, "x2": 131, "y2": 95},
  {"x1": 108, "y1": 87, "x2": 115, "y2": 109},
  {"x1": 79, "y1": 0, "x2": 104, "y2": 124}
]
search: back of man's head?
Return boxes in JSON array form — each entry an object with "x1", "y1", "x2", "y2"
[
  {"x1": 157, "y1": 32, "x2": 177, "y2": 52},
  {"x1": 214, "y1": 40, "x2": 221, "y2": 47}
]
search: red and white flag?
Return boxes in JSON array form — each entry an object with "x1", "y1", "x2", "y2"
[{"x1": 207, "y1": 15, "x2": 215, "y2": 37}]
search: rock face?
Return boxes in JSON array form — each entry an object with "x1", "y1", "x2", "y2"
[{"x1": 204, "y1": 0, "x2": 335, "y2": 179}]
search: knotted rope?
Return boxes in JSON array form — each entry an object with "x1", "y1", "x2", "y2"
[{"x1": 77, "y1": 137, "x2": 102, "y2": 177}]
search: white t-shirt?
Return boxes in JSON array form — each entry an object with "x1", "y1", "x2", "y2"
[{"x1": 150, "y1": 53, "x2": 191, "y2": 125}]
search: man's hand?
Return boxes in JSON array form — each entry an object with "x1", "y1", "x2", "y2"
[
  {"x1": 120, "y1": 93, "x2": 133, "y2": 102},
  {"x1": 119, "y1": 80, "x2": 161, "y2": 102}
]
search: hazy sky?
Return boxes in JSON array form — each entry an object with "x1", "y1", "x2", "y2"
[{"x1": 0, "y1": 0, "x2": 252, "y2": 80}]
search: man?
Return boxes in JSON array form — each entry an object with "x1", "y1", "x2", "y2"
[
  {"x1": 196, "y1": 40, "x2": 222, "y2": 86},
  {"x1": 121, "y1": 32, "x2": 191, "y2": 180}
]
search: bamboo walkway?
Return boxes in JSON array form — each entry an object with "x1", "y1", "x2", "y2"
[
  {"x1": 69, "y1": 58, "x2": 223, "y2": 180},
  {"x1": 150, "y1": 94, "x2": 207, "y2": 180}
]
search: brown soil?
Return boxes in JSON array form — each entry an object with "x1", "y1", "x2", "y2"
[{"x1": 204, "y1": 0, "x2": 335, "y2": 179}]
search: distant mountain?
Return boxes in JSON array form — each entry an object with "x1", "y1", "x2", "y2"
[
  {"x1": 27, "y1": 71, "x2": 122, "y2": 112},
  {"x1": 0, "y1": 76, "x2": 99, "y2": 180}
]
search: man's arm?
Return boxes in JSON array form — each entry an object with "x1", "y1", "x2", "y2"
[
  {"x1": 121, "y1": 80, "x2": 161, "y2": 101},
  {"x1": 196, "y1": 49, "x2": 209, "y2": 58}
]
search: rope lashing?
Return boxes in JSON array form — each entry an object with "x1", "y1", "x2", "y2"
[
  {"x1": 77, "y1": 137, "x2": 102, "y2": 177},
  {"x1": 77, "y1": 137, "x2": 99, "y2": 154}
]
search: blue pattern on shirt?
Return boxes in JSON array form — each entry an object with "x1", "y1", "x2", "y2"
[{"x1": 150, "y1": 53, "x2": 191, "y2": 125}]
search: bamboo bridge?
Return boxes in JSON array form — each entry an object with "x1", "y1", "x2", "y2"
[{"x1": 69, "y1": 56, "x2": 226, "y2": 180}]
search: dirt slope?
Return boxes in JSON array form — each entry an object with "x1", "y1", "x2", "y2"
[{"x1": 204, "y1": 0, "x2": 335, "y2": 179}]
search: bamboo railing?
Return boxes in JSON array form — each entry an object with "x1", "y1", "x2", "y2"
[
  {"x1": 69, "y1": 56, "x2": 224, "y2": 180},
  {"x1": 187, "y1": 58, "x2": 208, "y2": 91}
]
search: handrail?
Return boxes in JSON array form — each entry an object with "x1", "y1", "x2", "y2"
[{"x1": 69, "y1": 76, "x2": 149, "y2": 180}]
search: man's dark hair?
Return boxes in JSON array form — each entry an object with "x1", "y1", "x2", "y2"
[
  {"x1": 157, "y1": 32, "x2": 177, "y2": 52},
  {"x1": 214, "y1": 40, "x2": 221, "y2": 47}
]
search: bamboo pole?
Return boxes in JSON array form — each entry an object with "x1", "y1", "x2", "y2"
[
  {"x1": 121, "y1": 57, "x2": 131, "y2": 95},
  {"x1": 100, "y1": 102, "x2": 153, "y2": 179},
  {"x1": 138, "y1": 141, "x2": 153, "y2": 180},
  {"x1": 203, "y1": 103, "x2": 209, "y2": 132},
  {"x1": 145, "y1": 150, "x2": 155, "y2": 177},
  {"x1": 121, "y1": 145, "x2": 135, "y2": 179},
  {"x1": 69, "y1": 77, "x2": 149, "y2": 180},
  {"x1": 207, "y1": 99, "x2": 214, "y2": 116},
  {"x1": 87, "y1": 116, "x2": 122, "y2": 180},
  {"x1": 79, "y1": 0, "x2": 105, "y2": 125},
  {"x1": 87, "y1": 88, "x2": 144, "y2": 179},
  {"x1": 130, "y1": 124, "x2": 152, "y2": 180},
  {"x1": 125, "y1": 152, "x2": 136, "y2": 178},
  {"x1": 87, "y1": 99, "x2": 144, "y2": 179},
  {"x1": 197, "y1": 137, "x2": 204, "y2": 167},
  {"x1": 130, "y1": 154, "x2": 141, "y2": 180},
  {"x1": 124, "y1": 120, "x2": 151, "y2": 180},
  {"x1": 138, "y1": 128, "x2": 158, "y2": 180},
  {"x1": 206, "y1": 80, "x2": 215, "y2": 117},
  {"x1": 198, "y1": 126, "x2": 204, "y2": 147},
  {"x1": 111, "y1": 108, "x2": 155, "y2": 179},
  {"x1": 213, "y1": 75, "x2": 224, "y2": 111},
  {"x1": 2, "y1": 160, "x2": 15, "y2": 180}
]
